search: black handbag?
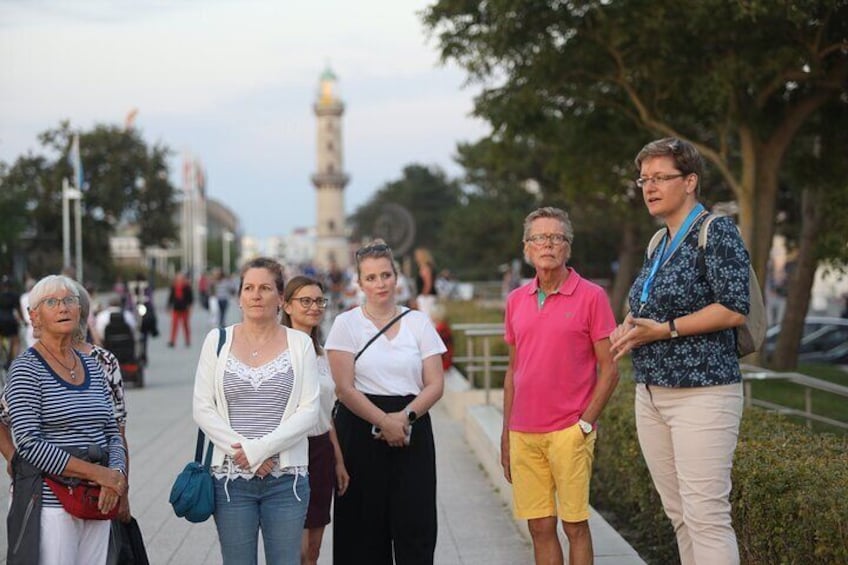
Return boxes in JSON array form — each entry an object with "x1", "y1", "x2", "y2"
[{"x1": 107, "y1": 517, "x2": 150, "y2": 565}]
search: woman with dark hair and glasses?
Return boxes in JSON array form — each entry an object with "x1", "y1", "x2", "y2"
[
  {"x1": 325, "y1": 239, "x2": 446, "y2": 565},
  {"x1": 610, "y1": 138, "x2": 750, "y2": 565},
  {"x1": 281, "y1": 275, "x2": 349, "y2": 565},
  {"x1": 193, "y1": 257, "x2": 319, "y2": 565}
]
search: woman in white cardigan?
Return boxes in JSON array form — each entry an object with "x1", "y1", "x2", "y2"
[{"x1": 193, "y1": 257, "x2": 319, "y2": 565}]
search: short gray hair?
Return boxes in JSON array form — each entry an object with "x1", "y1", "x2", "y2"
[
  {"x1": 522, "y1": 207, "x2": 574, "y2": 243},
  {"x1": 29, "y1": 275, "x2": 80, "y2": 312}
]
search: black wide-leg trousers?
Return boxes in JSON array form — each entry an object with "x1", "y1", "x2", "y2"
[{"x1": 333, "y1": 394, "x2": 437, "y2": 565}]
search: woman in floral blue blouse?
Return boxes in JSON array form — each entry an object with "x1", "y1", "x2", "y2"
[{"x1": 610, "y1": 138, "x2": 749, "y2": 565}]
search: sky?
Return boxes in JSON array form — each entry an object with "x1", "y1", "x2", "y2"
[{"x1": 0, "y1": 0, "x2": 490, "y2": 240}]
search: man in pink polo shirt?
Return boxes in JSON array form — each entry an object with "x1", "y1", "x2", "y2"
[{"x1": 501, "y1": 206, "x2": 619, "y2": 565}]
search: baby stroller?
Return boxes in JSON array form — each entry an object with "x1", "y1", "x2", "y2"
[{"x1": 103, "y1": 311, "x2": 145, "y2": 388}]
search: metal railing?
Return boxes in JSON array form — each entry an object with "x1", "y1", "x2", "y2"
[
  {"x1": 451, "y1": 323, "x2": 507, "y2": 406},
  {"x1": 740, "y1": 364, "x2": 848, "y2": 431},
  {"x1": 452, "y1": 323, "x2": 848, "y2": 431}
]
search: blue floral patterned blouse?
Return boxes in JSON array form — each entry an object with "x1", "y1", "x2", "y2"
[{"x1": 627, "y1": 214, "x2": 750, "y2": 388}]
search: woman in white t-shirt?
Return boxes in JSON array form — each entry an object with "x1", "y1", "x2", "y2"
[
  {"x1": 325, "y1": 240, "x2": 446, "y2": 565},
  {"x1": 281, "y1": 275, "x2": 349, "y2": 565}
]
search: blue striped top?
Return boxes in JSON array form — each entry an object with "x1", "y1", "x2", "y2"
[{"x1": 5, "y1": 347, "x2": 127, "y2": 507}]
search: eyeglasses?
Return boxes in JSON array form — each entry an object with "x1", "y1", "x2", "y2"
[
  {"x1": 635, "y1": 173, "x2": 687, "y2": 189},
  {"x1": 355, "y1": 243, "x2": 391, "y2": 258},
  {"x1": 525, "y1": 233, "x2": 569, "y2": 246},
  {"x1": 295, "y1": 297, "x2": 329, "y2": 309},
  {"x1": 38, "y1": 296, "x2": 80, "y2": 309}
]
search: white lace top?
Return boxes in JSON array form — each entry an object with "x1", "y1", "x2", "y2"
[{"x1": 211, "y1": 349, "x2": 307, "y2": 479}]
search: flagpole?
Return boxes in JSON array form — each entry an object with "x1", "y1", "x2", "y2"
[
  {"x1": 62, "y1": 178, "x2": 71, "y2": 270},
  {"x1": 75, "y1": 193, "x2": 83, "y2": 282}
]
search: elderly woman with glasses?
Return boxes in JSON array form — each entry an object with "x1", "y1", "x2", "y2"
[
  {"x1": 3, "y1": 275, "x2": 127, "y2": 565},
  {"x1": 193, "y1": 257, "x2": 319, "y2": 565},
  {"x1": 610, "y1": 138, "x2": 750, "y2": 565},
  {"x1": 281, "y1": 275, "x2": 349, "y2": 565},
  {"x1": 325, "y1": 239, "x2": 446, "y2": 565}
]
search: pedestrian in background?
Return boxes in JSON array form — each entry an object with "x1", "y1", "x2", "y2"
[
  {"x1": 0, "y1": 275, "x2": 24, "y2": 364},
  {"x1": 326, "y1": 240, "x2": 445, "y2": 565},
  {"x1": 413, "y1": 247, "x2": 438, "y2": 319},
  {"x1": 214, "y1": 270, "x2": 234, "y2": 328},
  {"x1": 281, "y1": 275, "x2": 349, "y2": 565},
  {"x1": 167, "y1": 272, "x2": 193, "y2": 348},
  {"x1": 501, "y1": 207, "x2": 619, "y2": 565},
  {"x1": 193, "y1": 257, "x2": 319, "y2": 565},
  {"x1": 610, "y1": 137, "x2": 750, "y2": 565},
  {"x1": 19, "y1": 277, "x2": 36, "y2": 349}
]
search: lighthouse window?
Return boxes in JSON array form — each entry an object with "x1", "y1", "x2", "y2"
[
  {"x1": 327, "y1": 142, "x2": 334, "y2": 151},
  {"x1": 328, "y1": 220, "x2": 335, "y2": 231}
]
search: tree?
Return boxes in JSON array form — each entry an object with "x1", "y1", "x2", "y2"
[
  {"x1": 349, "y1": 164, "x2": 462, "y2": 263},
  {"x1": 0, "y1": 121, "x2": 179, "y2": 281},
  {"x1": 0, "y1": 159, "x2": 41, "y2": 274},
  {"x1": 423, "y1": 0, "x2": 848, "y2": 287},
  {"x1": 440, "y1": 138, "x2": 542, "y2": 280},
  {"x1": 770, "y1": 100, "x2": 848, "y2": 369}
]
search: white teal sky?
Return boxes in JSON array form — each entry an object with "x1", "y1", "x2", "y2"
[{"x1": 0, "y1": 0, "x2": 489, "y2": 238}]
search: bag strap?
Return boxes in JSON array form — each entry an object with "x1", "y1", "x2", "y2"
[
  {"x1": 195, "y1": 327, "x2": 228, "y2": 464},
  {"x1": 355, "y1": 308, "x2": 412, "y2": 362},
  {"x1": 646, "y1": 228, "x2": 666, "y2": 259},
  {"x1": 698, "y1": 213, "x2": 719, "y2": 250}
]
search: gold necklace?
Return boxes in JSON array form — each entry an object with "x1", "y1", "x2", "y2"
[
  {"x1": 40, "y1": 343, "x2": 79, "y2": 381},
  {"x1": 243, "y1": 328, "x2": 277, "y2": 358},
  {"x1": 362, "y1": 303, "x2": 397, "y2": 322}
]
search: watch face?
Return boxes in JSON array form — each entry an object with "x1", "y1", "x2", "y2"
[
  {"x1": 407, "y1": 410, "x2": 417, "y2": 423},
  {"x1": 579, "y1": 421, "x2": 592, "y2": 434}
]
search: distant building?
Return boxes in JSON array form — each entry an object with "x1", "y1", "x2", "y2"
[
  {"x1": 283, "y1": 227, "x2": 317, "y2": 267},
  {"x1": 311, "y1": 66, "x2": 350, "y2": 270}
]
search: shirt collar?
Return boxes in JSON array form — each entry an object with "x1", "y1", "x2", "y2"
[{"x1": 528, "y1": 267, "x2": 581, "y2": 296}]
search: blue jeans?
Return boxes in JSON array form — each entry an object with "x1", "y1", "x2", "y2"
[{"x1": 213, "y1": 473, "x2": 310, "y2": 565}]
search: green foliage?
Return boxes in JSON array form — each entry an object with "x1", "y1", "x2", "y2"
[
  {"x1": 0, "y1": 121, "x2": 178, "y2": 282},
  {"x1": 349, "y1": 164, "x2": 462, "y2": 261},
  {"x1": 423, "y1": 0, "x2": 848, "y2": 365},
  {"x1": 593, "y1": 379, "x2": 848, "y2": 564}
]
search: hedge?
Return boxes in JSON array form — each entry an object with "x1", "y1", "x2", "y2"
[{"x1": 591, "y1": 376, "x2": 848, "y2": 565}]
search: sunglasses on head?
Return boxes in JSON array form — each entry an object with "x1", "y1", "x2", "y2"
[{"x1": 355, "y1": 243, "x2": 391, "y2": 258}]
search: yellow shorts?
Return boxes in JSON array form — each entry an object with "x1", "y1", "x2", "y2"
[{"x1": 509, "y1": 424, "x2": 596, "y2": 522}]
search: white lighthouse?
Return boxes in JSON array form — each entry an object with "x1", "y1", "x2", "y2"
[{"x1": 311, "y1": 66, "x2": 350, "y2": 269}]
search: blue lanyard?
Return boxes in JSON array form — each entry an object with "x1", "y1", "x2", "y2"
[{"x1": 639, "y1": 203, "x2": 706, "y2": 307}]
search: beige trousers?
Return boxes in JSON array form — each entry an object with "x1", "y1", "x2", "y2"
[{"x1": 635, "y1": 382, "x2": 743, "y2": 565}]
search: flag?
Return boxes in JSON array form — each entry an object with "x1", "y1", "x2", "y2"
[{"x1": 68, "y1": 134, "x2": 84, "y2": 190}]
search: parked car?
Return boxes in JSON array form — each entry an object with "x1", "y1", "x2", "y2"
[{"x1": 764, "y1": 316, "x2": 848, "y2": 364}]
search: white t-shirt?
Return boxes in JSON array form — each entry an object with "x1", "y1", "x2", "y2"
[
  {"x1": 309, "y1": 353, "x2": 336, "y2": 437},
  {"x1": 325, "y1": 307, "x2": 446, "y2": 396}
]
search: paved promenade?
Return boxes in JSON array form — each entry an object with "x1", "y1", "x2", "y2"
[{"x1": 0, "y1": 301, "x2": 641, "y2": 564}]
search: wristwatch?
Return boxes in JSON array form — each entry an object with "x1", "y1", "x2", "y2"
[
  {"x1": 578, "y1": 419, "x2": 594, "y2": 434},
  {"x1": 669, "y1": 319, "x2": 680, "y2": 339},
  {"x1": 404, "y1": 407, "x2": 417, "y2": 424}
]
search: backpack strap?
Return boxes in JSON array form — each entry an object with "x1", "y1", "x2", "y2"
[
  {"x1": 698, "y1": 213, "x2": 720, "y2": 250},
  {"x1": 646, "y1": 228, "x2": 666, "y2": 259}
]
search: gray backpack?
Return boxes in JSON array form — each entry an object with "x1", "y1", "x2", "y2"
[{"x1": 647, "y1": 214, "x2": 767, "y2": 357}]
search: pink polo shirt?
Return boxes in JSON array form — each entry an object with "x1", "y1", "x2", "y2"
[{"x1": 504, "y1": 268, "x2": 615, "y2": 433}]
